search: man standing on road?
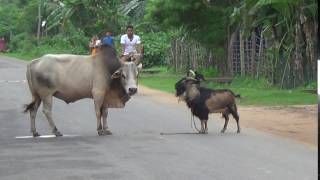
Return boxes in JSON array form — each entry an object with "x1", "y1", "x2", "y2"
[{"x1": 120, "y1": 25, "x2": 143, "y2": 64}]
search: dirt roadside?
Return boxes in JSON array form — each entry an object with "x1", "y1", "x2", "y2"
[{"x1": 138, "y1": 85, "x2": 317, "y2": 148}]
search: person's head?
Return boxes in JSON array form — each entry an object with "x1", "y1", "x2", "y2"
[
  {"x1": 106, "y1": 31, "x2": 112, "y2": 36},
  {"x1": 91, "y1": 36, "x2": 98, "y2": 41},
  {"x1": 126, "y1": 25, "x2": 134, "y2": 37}
]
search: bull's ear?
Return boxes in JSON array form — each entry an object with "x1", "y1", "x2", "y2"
[
  {"x1": 111, "y1": 69, "x2": 121, "y2": 79},
  {"x1": 137, "y1": 63, "x2": 142, "y2": 71}
]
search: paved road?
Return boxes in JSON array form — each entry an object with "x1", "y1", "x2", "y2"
[{"x1": 0, "y1": 56, "x2": 317, "y2": 180}]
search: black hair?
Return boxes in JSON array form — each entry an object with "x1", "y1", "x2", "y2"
[{"x1": 126, "y1": 25, "x2": 134, "y2": 30}]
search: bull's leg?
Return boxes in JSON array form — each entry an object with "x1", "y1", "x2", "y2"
[
  {"x1": 42, "y1": 96, "x2": 62, "y2": 136},
  {"x1": 204, "y1": 120, "x2": 208, "y2": 134},
  {"x1": 101, "y1": 108, "x2": 112, "y2": 135},
  {"x1": 221, "y1": 111, "x2": 230, "y2": 133},
  {"x1": 30, "y1": 98, "x2": 41, "y2": 137},
  {"x1": 230, "y1": 104, "x2": 241, "y2": 133},
  {"x1": 199, "y1": 113, "x2": 209, "y2": 134},
  {"x1": 200, "y1": 120, "x2": 205, "y2": 134},
  {"x1": 93, "y1": 92, "x2": 105, "y2": 136}
]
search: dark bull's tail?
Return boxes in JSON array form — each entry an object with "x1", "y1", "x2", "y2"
[
  {"x1": 23, "y1": 101, "x2": 36, "y2": 113},
  {"x1": 235, "y1": 94, "x2": 241, "y2": 98}
]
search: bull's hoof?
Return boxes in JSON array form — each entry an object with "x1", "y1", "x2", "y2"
[
  {"x1": 33, "y1": 132, "x2": 40, "y2": 137},
  {"x1": 54, "y1": 131, "x2": 63, "y2": 137},
  {"x1": 237, "y1": 129, "x2": 241, "y2": 133},
  {"x1": 98, "y1": 130, "x2": 105, "y2": 136},
  {"x1": 98, "y1": 129, "x2": 112, "y2": 136},
  {"x1": 221, "y1": 129, "x2": 226, "y2": 133},
  {"x1": 103, "y1": 129, "x2": 112, "y2": 135}
]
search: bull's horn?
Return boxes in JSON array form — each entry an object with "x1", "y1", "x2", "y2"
[{"x1": 189, "y1": 70, "x2": 196, "y2": 77}]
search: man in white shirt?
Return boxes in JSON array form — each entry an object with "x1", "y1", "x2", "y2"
[{"x1": 120, "y1": 25, "x2": 143, "y2": 64}]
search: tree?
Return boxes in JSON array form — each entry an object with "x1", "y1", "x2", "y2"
[
  {"x1": 147, "y1": 0, "x2": 238, "y2": 73},
  {"x1": 229, "y1": 0, "x2": 317, "y2": 87}
]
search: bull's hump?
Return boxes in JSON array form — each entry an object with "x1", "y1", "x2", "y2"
[{"x1": 44, "y1": 54, "x2": 90, "y2": 62}]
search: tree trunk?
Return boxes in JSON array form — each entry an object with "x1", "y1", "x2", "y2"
[
  {"x1": 256, "y1": 29, "x2": 264, "y2": 78},
  {"x1": 175, "y1": 39, "x2": 178, "y2": 71},
  {"x1": 239, "y1": 29, "x2": 245, "y2": 76},
  {"x1": 293, "y1": 21, "x2": 304, "y2": 86},
  {"x1": 251, "y1": 31, "x2": 257, "y2": 77},
  {"x1": 301, "y1": 14, "x2": 316, "y2": 81}
]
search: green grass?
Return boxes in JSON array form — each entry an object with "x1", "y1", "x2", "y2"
[
  {"x1": 0, "y1": 52, "x2": 34, "y2": 61},
  {"x1": 139, "y1": 74, "x2": 317, "y2": 106},
  {"x1": 139, "y1": 74, "x2": 181, "y2": 94}
]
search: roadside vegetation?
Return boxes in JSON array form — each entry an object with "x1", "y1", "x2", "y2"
[
  {"x1": 0, "y1": 0, "x2": 317, "y2": 106},
  {"x1": 139, "y1": 67, "x2": 316, "y2": 106}
]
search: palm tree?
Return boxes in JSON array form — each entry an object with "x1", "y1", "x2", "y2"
[{"x1": 229, "y1": 0, "x2": 317, "y2": 87}]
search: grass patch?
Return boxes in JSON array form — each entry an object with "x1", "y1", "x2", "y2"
[
  {"x1": 139, "y1": 74, "x2": 317, "y2": 106},
  {"x1": 139, "y1": 74, "x2": 181, "y2": 94},
  {"x1": 0, "y1": 52, "x2": 35, "y2": 61}
]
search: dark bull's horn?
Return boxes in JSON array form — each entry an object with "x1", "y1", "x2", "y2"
[{"x1": 189, "y1": 70, "x2": 196, "y2": 77}]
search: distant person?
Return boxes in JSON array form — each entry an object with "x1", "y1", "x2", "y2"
[
  {"x1": 120, "y1": 25, "x2": 143, "y2": 64},
  {"x1": 101, "y1": 31, "x2": 114, "y2": 47},
  {"x1": 0, "y1": 37, "x2": 6, "y2": 52},
  {"x1": 89, "y1": 36, "x2": 101, "y2": 55}
]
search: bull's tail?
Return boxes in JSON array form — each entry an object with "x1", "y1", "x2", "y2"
[
  {"x1": 235, "y1": 94, "x2": 241, "y2": 98},
  {"x1": 24, "y1": 61, "x2": 40, "y2": 113},
  {"x1": 23, "y1": 101, "x2": 36, "y2": 113}
]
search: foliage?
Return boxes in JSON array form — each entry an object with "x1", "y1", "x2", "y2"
[
  {"x1": 45, "y1": 0, "x2": 127, "y2": 36},
  {"x1": 138, "y1": 31, "x2": 171, "y2": 67},
  {"x1": 198, "y1": 67, "x2": 218, "y2": 78},
  {"x1": 0, "y1": 0, "x2": 317, "y2": 90},
  {"x1": 214, "y1": 76, "x2": 273, "y2": 89},
  {"x1": 139, "y1": 74, "x2": 316, "y2": 105},
  {"x1": 229, "y1": 0, "x2": 318, "y2": 87},
  {"x1": 146, "y1": 0, "x2": 234, "y2": 49}
]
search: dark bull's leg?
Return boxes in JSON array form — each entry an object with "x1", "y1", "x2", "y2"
[
  {"x1": 200, "y1": 120, "x2": 208, "y2": 134},
  {"x1": 221, "y1": 111, "x2": 230, "y2": 133},
  {"x1": 230, "y1": 104, "x2": 241, "y2": 133},
  {"x1": 200, "y1": 120, "x2": 205, "y2": 134},
  {"x1": 204, "y1": 120, "x2": 208, "y2": 134}
]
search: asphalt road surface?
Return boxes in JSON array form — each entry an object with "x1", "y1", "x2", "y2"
[{"x1": 0, "y1": 56, "x2": 317, "y2": 180}]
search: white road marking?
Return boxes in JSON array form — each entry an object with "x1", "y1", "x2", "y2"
[
  {"x1": 0, "y1": 80, "x2": 27, "y2": 83},
  {"x1": 15, "y1": 134, "x2": 79, "y2": 139}
]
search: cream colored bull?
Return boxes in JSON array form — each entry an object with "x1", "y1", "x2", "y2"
[{"x1": 24, "y1": 45, "x2": 141, "y2": 137}]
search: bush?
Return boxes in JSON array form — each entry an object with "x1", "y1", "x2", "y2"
[
  {"x1": 8, "y1": 29, "x2": 89, "y2": 58},
  {"x1": 138, "y1": 32, "x2": 170, "y2": 68},
  {"x1": 230, "y1": 76, "x2": 273, "y2": 89},
  {"x1": 8, "y1": 33, "x2": 36, "y2": 52},
  {"x1": 198, "y1": 67, "x2": 218, "y2": 77}
]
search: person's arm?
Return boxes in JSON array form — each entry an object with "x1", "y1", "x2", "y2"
[
  {"x1": 136, "y1": 36, "x2": 142, "y2": 55},
  {"x1": 89, "y1": 41, "x2": 94, "y2": 48},
  {"x1": 141, "y1": 44, "x2": 144, "y2": 56},
  {"x1": 136, "y1": 36, "x2": 141, "y2": 44},
  {"x1": 111, "y1": 37, "x2": 115, "y2": 46},
  {"x1": 120, "y1": 35, "x2": 125, "y2": 55}
]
